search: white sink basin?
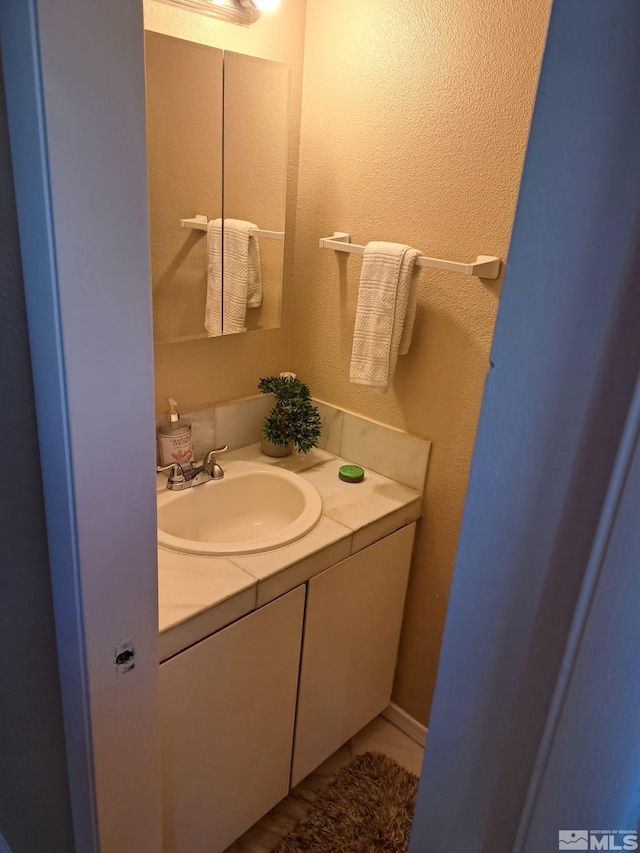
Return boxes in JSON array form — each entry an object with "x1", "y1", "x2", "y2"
[{"x1": 157, "y1": 460, "x2": 323, "y2": 556}]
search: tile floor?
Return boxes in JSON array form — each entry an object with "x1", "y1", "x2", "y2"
[{"x1": 223, "y1": 716, "x2": 425, "y2": 853}]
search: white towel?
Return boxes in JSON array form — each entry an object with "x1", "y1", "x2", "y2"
[
  {"x1": 349, "y1": 241, "x2": 421, "y2": 393},
  {"x1": 205, "y1": 218, "x2": 262, "y2": 336}
]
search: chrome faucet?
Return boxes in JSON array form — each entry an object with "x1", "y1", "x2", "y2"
[{"x1": 157, "y1": 445, "x2": 229, "y2": 490}]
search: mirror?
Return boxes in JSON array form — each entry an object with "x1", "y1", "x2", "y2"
[
  {"x1": 144, "y1": 33, "x2": 290, "y2": 344},
  {"x1": 145, "y1": 32, "x2": 223, "y2": 344},
  {"x1": 223, "y1": 52, "x2": 289, "y2": 335}
]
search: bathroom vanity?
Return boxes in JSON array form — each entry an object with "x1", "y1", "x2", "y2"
[{"x1": 157, "y1": 443, "x2": 422, "y2": 853}]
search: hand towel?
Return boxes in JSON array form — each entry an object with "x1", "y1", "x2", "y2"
[
  {"x1": 349, "y1": 241, "x2": 421, "y2": 393},
  {"x1": 205, "y1": 218, "x2": 262, "y2": 337}
]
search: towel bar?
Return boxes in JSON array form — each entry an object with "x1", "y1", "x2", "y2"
[
  {"x1": 319, "y1": 232, "x2": 501, "y2": 279},
  {"x1": 180, "y1": 215, "x2": 284, "y2": 240}
]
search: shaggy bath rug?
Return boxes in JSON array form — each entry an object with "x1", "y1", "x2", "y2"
[{"x1": 272, "y1": 752, "x2": 419, "y2": 853}]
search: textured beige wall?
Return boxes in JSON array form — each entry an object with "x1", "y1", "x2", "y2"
[
  {"x1": 290, "y1": 0, "x2": 551, "y2": 724},
  {"x1": 144, "y1": 0, "x2": 307, "y2": 414}
]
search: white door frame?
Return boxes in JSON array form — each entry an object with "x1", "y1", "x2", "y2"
[{"x1": 0, "y1": 2, "x2": 161, "y2": 850}]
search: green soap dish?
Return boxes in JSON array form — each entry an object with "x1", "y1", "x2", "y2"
[{"x1": 339, "y1": 464, "x2": 365, "y2": 483}]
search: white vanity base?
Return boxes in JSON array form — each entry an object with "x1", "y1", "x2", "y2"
[{"x1": 160, "y1": 523, "x2": 415, "y2": 853}]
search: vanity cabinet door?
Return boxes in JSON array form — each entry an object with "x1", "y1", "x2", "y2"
[
  {"x1": 160, "y1": 585, "x2": 305, "y2": 853},
  {"x1": 291, "y1": 523, "x2": 415, "y2": 787}
]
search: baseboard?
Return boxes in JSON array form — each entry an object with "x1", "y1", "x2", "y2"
[
  {"x1": 381, "y1": 702, "x2": 428, "y2": 747},
  {"x1": 0, "y1": 832, "x2": 11, "y2": 853}
]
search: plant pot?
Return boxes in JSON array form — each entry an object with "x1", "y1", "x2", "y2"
[{"x1": 260, "y1": 436, "x2": 293, "y2": 458}]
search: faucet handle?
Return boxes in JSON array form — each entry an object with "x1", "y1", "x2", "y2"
[
  {"x1": 203, "y1": 445, "x2": 229, "y2": 464},
  {"x1": 156, "y1": 462, "x2": 186, "y2": 486},
  {"x1": 203, "y1": 446, "x2": 228, "y2": 480}
]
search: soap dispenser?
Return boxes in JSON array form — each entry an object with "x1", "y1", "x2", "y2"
[{"x1": 157, "y1": 398, "x2": 193, "y2": 468}]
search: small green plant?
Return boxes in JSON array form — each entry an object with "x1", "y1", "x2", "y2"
[{"x1": 258, "y1": 375, "x2": 322, "y2": 454}]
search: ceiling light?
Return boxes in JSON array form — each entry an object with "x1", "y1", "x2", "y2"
[{"x1": 152, "y1": 0, "x2": 265, "y2": 26}]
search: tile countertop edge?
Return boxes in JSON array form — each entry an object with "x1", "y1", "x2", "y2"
[
  {"x1": 159, "y1": 585, "x2": 258, "y2": 663},
  {"x1": 348, "y1": 497, "x2": 422, "y2": 555},
  {"x1": 157, "y1": 445, "x2": 423, "y2": 657}
]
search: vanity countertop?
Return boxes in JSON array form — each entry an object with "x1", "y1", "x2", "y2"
[{"x1": 157, "y1": 444, "x2": 422, "y2": 661}]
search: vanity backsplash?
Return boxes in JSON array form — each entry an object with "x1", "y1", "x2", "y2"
[{"x1": 180, "y1": 395, "x2": 430, "y2": 493}]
